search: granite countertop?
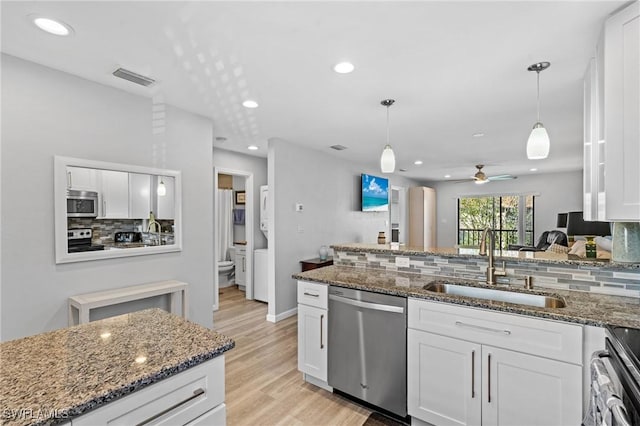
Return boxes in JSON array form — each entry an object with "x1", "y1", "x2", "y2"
[
  {"x1": 0, "y1": 309, "x2": 234, "y2": 426},
  {"x1": 331, "y1": 242, "x2": 640, "y2": 269},
  {"x1": 293, "y1": 265, "x2": 640, "y2": 329}
]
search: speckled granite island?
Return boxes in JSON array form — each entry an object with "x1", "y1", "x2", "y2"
[{"x1": 0, "y1": 309, "x2": 234, "y2": 426}]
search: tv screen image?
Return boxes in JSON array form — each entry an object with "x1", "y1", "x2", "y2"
[{"x1": 361, "y1": 173, "x2": 389, "y2": 212}]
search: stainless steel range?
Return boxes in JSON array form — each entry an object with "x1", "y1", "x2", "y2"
[
  {"x1": 587, "y1": 326, "x2": 640, "y2": 426},
  {"x1": 67, "y1": 228, "x2": 105, "y2": 253}
]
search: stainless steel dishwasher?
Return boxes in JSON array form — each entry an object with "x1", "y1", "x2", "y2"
[{"x1": 328, "y1": 286, "x2": 407, "y2": 417}]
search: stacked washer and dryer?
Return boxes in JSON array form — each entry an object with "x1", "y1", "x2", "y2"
[{"x1": 253, "y1": 185, "x2": 268, "y2": 302}]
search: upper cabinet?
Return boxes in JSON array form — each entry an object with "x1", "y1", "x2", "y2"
[
  {"x1": 67, "y1": 166, "x2": 98, "y2": 192},
  {"x1": 100, "y1": 170, "x2": 130, "y2": 218},
  {"x1": 584, "y1": 2, "x2": 640, "y2": 221}
]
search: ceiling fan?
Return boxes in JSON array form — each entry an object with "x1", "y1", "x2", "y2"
[{"x1": 453, "y1": 165, "x2": 517, "y2": 184}]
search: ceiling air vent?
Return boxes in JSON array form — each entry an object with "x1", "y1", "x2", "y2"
[
  {"x1": 330, "y1": 144, "x2": 348, "y2": 151},
  {"x1": 112, "y1": 68, "x2": 156, "y2": 87}
]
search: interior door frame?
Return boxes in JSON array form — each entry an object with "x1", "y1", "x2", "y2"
[{"x1": 213, "y1": 167, "x2": 254, "y2": 310}]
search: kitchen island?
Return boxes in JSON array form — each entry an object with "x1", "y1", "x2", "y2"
[{"x1": 0, "y1": 309, "x2": 234, "y2": 426}]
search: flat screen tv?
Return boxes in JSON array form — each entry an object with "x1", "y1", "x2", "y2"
[{"x1": 361, "y1": 173, "x2": 389, "y2": 212}]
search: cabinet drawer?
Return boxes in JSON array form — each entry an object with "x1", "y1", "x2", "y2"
[
  {"x1": 297, "y1": 281, "x2": 328, "y2": 309},
  {"x1": 408, "y1": 298, "x2": 582, "y2": 364},
  {"x1": 73, "y1": 356, "x2": 225, "y2": 426},
  {"x1": 185, "y1": 403, "x2": 226, "y2": 425}
]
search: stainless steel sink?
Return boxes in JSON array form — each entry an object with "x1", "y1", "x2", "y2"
[{"x1": 423, "y1": 282, "x2": 566, "y2": 308}]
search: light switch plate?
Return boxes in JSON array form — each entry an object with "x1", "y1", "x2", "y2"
[{"x1": 395, "y1": 256, "x2": 410, "y2": 267}]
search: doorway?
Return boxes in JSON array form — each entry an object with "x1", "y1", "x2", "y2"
[
  {"x1": 213, "y1": 167, "x2": 254, "y2": 311},
  {"x1": 390, "y1": 186, "x2": 407, "y2": 244}
]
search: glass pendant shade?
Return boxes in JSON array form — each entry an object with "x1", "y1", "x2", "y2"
[
  {"x1": 380, "y1": 144, "x2": 395, "y2": 173},
  {"x1": 157, "y1": 180, "x2": 167, "y2": 196},
  {"x1": 526, "y1": 122, "x2": 550, "y2": 159}
]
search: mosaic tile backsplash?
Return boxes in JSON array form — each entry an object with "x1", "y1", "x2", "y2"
[
  {"x1": 68, "y1": 218, "x2": 174, "y2": 244},
  {"x1": 335, "y1": 250, "x2": 640, "y2": 298}
]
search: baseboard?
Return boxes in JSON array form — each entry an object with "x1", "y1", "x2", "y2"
[
  {"x1": 303, "y1": 373, "x2": 332, "y2": 392},
  {"x1": 266, "y1": 307, "x2": 297, "y2": 323}
]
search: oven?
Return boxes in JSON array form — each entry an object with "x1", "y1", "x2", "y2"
[
  {"x1": 67, "y1": 189, "x2": 98, "y2": 218},
  {"x1": 586, "y1": 326, "x2": 640, "y2": 426}
]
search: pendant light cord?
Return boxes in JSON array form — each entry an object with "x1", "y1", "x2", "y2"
[
  {"x1": 536, "y1": 70, "x2": 541, "y2": 122},
  {"x1": 386, "y1": 105, "x2": 390, "y2": 145}
]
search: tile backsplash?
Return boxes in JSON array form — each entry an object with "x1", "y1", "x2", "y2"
[
  {"x1": 68, "y1": 218, "x2": 174, "y2": 244},
  {"x1": 335, "y1": 250, "x2": 640, "y2": 298}
]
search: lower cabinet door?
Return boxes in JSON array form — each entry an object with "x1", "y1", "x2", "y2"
[
  {"x1": 482, "y1": 345, "x2": 582, "y2": 426},
  {"x1": 297, "y1": 304, "x2": 328, "y2": 381},
  {"x1": 408, "y1": 330, "x2": 481, "y2": 426}
]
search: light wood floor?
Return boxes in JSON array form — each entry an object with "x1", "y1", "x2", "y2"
[{"x1": 213, "y1": 286, "x2": 372, "y2": 426}]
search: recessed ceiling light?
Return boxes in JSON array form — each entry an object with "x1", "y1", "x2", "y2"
[
  {"x1": 530, "y1": 168, "x2": 538, "y2": 172},
  {"x1": 31, "y1": 16, "x2": 73, "y2": 36},
  {"x1": 247, "y1": 145, "x2": 259, "y2": 150},
  {"x1": 472, "y1": 132, "x2": 485, "y2": 138},
  {"x1": 242, "y1": 100, "x2": 259, "y2": 108},
  {"x1": 414, "y1": 160, "x2": 423, "y2": 165},
  {"x1": 333, "y1": 62, "x2": 355, "y2": 74},
  {"x1": 444, "y1": 174, "x2": 451, "y2": 178}
]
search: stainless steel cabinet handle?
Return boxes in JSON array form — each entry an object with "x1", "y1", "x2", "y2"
[
  {"x1": 488, "y1": 353, "x2": 492, "y2": 403},
  {"x1": 329, "y1": 294, "x2": 404, "y2": 314},
  {"x1": 303, "y1": 292, "x2": 319, "y2": 297},
  {"x1": 67, "y1": 171, "x2": 72, "y2": 188},
  {"x1": 471, "y1": 350, "x2": 475, "y2": 399},
  {"x1": 136, "y1": 388, "x2": 205, "y2": 426},
  {"x1": 455, "y1": 321, "x2": 511, "y2": 335},
  {"x1": 320, "y1": 314, "x2": 324, "y2": 349}
]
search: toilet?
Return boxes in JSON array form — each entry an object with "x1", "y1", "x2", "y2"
[{"x1": 217, "y1": 246, "x2": 236, "y2": 288}]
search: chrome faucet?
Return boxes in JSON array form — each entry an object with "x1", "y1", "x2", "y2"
[{"x1": 479, "y1": 227, "x2": 507, "y2": 285}]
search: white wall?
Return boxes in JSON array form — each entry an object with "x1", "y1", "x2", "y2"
[
  {"x1": 212, "y1": 148, "x2": 268, "y2": 250},
  {"x1": 269, "y1": 138, "x2": 420, "y2": 317},
  {"x1": 423, "y1": 170, "x2": 583, "y2": 247},
  {"x1": 1, "y1": 54, "x2": 214, "y2": 341}
]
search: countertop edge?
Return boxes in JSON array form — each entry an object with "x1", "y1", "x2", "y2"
[
  {"x1": 47, "y1": 340, "x2": 235, "y2": 425},
  {"x1": 292, "y1": 271, "x2": 607, "y2": 328}
]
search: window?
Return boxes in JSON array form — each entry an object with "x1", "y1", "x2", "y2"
[{"x1": 457, "y1": 195, "x2": 535, "y2": 250}]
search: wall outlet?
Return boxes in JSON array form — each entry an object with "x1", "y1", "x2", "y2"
[
  {"x1": 395, "y1": 256, "x2": 410, "y2": 267},
  {"x1": 295, "y1": 203, "x2": 303, "y2": 212}
]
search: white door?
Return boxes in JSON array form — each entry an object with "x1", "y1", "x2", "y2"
[
  {"x1": 100, "y1": 170, "x2": 129, "y2": 218},
  {"x1": 297, "y1": 304, "x2": 327, "y2": 381},
  {"x1": 407, "y1": 330, "x2": 481, "y2": 426},
  {"x1": 482, "y1": 345, "x2": 582, "y2": 426},
  {"x1": 235, "y1": 248, "x2": 246, "y2": 286}
]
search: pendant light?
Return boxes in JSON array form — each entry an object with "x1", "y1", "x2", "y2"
[
  {"x1": 526, "y1": 62, "x2": 551, "y2": 159},
  {"x1": 380, "y1": 99, "x2": 396, "y2": 173},
  {"x1": 157, "y1": 178, "x2": 166, "y2": 196}
]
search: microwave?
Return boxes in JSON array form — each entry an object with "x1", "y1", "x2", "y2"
[{"x1": 67, "y1": 189, "x2": 98, "y2": 218}]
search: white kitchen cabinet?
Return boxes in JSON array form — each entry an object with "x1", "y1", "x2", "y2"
[
  {"x1": 234, "y1": 245, "x2": 247, "y2": 288},
  {"x1": 482, "y1": 345, "x2": 581, "y2": 426},
  {"x1": 604, "y1": 1, "x2": 640, "y2": 220},
  {"x1": 129, "y1": 172, "x2": 151, "y2": 219},
  {"x1": 99, "y1": 170, "x2": 129, "y2": 219},
  {"x1": 72, "y1": 356, "x2": 226, "y2": 425},
  {"x1": 67, "y1": 166, "x2": 98, "y2": 191},
  {"x1": 408, "y1": 330, "x2": 481, "y2": 426},
  {"x1": 156, "y1": 175, "x2": 175, "y2": 220},
  {"x1": 407, "y1": 299, "x2": 583, "y2": 426},
  {"x1": 297, "y1": 281, "x2": 329, "y2": 384}
]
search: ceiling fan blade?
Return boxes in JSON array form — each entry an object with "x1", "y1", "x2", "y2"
[
  {"x1": 452, "y1": 178, "x2": 475, "y2": 184},
  {"x1": 488, "y1": 175, "x2": 517, "y2": 181}
]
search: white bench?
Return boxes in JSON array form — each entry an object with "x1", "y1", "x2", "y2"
[{"x1": 68, "y1": 280, "x2": 188, "y2": 325}]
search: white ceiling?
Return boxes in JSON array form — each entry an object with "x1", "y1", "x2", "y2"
[{"x1": 1, "y1": 1, "x2": 627, "y2": 181}]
